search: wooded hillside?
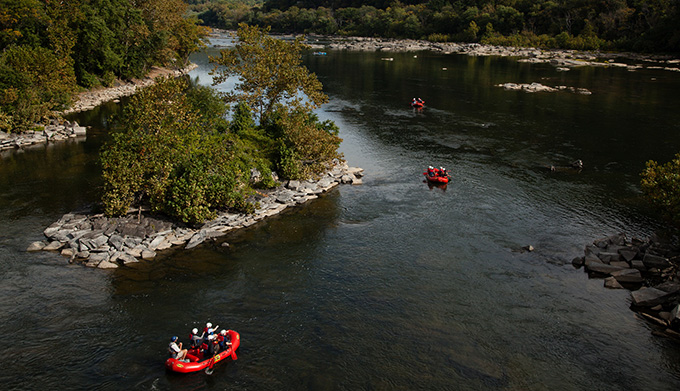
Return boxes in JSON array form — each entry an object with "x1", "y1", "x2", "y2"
[
  {"x1": 193, "y1": 0, "x2": 680, "y2": 53},
  {"x1": 0, "y1": 0, "x2": 208, "y2": 132}
]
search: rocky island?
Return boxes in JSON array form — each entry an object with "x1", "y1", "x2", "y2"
[{"x1": 28, "y1": 161, "x2": 364, "y2": 268}]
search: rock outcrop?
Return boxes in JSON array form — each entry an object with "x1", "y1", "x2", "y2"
[
  {"x1": 573, "y1": 233, "x2": 680, "y2": 340},
  {"x1": 29, "y1": 161, "x2": 364, "y2": 269}
]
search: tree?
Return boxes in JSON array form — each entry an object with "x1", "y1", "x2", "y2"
[
  {"x1": 210, "y1": 23, "x2": 328, "y2": 123},
  {"x1": 641, "y1": 154, "x2": 680, "y2": 223}
]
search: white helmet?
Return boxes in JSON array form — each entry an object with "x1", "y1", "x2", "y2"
[
  {"x1": 220, "y1": 329, "x2": 227, "y2": 335},
  {"x1": 192, "y1": 328, "x2": 198, "y2": 334},
  {"x1": 206, "y1": 322, "x2": 212, "y2": 328}
]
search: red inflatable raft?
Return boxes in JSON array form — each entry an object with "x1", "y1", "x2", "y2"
[
  {"x1": 411, "y1": 100, "x2": 425, "y2": 108},
  {"x1": 423, "y1": 171, "x2": 450, "y2": 184},
  {"x1": 165, "y1": 330, "x2": 240, "y2": 374}
]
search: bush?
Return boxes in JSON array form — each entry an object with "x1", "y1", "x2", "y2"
[{"x1": 641, "y1": 154, "x2": 680, "y2": 223}]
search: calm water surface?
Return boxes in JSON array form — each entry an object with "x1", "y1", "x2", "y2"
[{"x1": 1, "y1": 37, "x2": 680, "y2": 390}]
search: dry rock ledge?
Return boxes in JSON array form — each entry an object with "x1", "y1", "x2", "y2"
[
  {"x1": 28, "y1": 161, "x2": 364, "y2": 269},
  {"x1": 318, "y1": 36, "x2": 680, "y2": 73},
  {"x1": 573, "y1": 233, "x2": 680, "y2": 340},
  {"x1": 0, "y1": 65, "x2": 197, "y2": 152}
]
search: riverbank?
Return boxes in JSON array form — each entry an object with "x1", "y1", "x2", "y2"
[
  {"x1": 28, "y1": 160, "x2": 363, "y2": 268},
  {"x1": 0, "y1": 64, "x2": 197, "y2": 153},
  {"x1": 306, "y1": 35, "x2": 680, "y2": 73},
  {"x1": 573, "y1": 233, "x2": 680, "y2": 340}
]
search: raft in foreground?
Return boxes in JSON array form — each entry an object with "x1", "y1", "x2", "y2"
[{"x1": 165, "y1": 330, "x2": 240, "y2": 374}]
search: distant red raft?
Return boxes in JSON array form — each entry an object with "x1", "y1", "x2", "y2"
[
  {"x1": 411, "y1": 100, "x2": 425, "y2": 108},
  {"x1": 165, "y1": 330, "x2": 240, "y2": 374},
  {"x1": 423, "y1": 172, "x2": 450, "y2": 184}
]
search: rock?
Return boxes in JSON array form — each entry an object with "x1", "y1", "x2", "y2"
[
  {"x1": 598, "y1": 252, "x2": 621, "y2": 263},
  {"x1": 655, "y1": 281, "x2": 680, "y2": 294},
  {"x1": 643, "y1": 253, "x2": 671, "y2": 269},
  {"x1": 631, "y1": 260, "x2": 646, "y2": 271},
  {"x1": 611, "y1": 268, "x2": 643, "y2": 284},
  {"x1": 27, "y1": 241, "x2": 46, "y2": 251},
  {"x1": 604, "y1": 277, "x2": 623, "y2": 289},
  {"x1": 60, "y1": 248, "x2": 75, "y2": 258},
  {"x1": 585, "y1": 261, "x2": 624, "y2": 275},
  {"x1": 631, "y1": 287, "x2": 673, "y2": 307},
  {"x1": 43, "y1": 241, "x2": 64, "y2": 251},
  {"x1": 286, "y1": 180, "x2": 301, "y2": 191},
  {"x1": 108, "y1": 234, "x2": 124, "y2": 251},
  {"x1": 572, "y1": 256, "x2": 585, "y2": 268},
  {"x1": 670, "y1": 304, "x2": 680, "y2": 327},
  {"x1": 141, "y1": 249, "x2": 156, "y2": 260},
  {"x1": 185, "y1": 231, "x2": 206, "y2": 250},
  {"x1": 148, "y1": 235, "x2": 166, "y2": 251},
  {"x1": 618, "y1": 248, "x2": 638, "y2": 262},
  {"x1": 97, "y1": 260, "x2": 119, "y2": 269},
  {"x1": 275, "y1": 189, "x2": 295, "y2": 204}
]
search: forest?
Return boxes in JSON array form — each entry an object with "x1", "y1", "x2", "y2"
[
  {"x1": 0, "y1": 0, "x2": 208, "y2": 132},
  {"x1": 192, "y1": 0, "x2": 680, "y2": 53}
]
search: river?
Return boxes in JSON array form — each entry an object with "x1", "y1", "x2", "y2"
[{"x1": 1, "y1": 34, "x2": 680, "y2": 390}]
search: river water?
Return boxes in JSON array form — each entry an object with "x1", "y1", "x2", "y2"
[{"x1": 1, "y1": 35, "x2": 680, "y2": 390}]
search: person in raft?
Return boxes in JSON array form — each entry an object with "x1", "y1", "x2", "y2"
[
  {"x1": 190, "y1": 328, "x2": 204, "y2": 349},
  {"x1": 217, "y1": 329, "x2": 232, "y2": 352},
  {"x1": 205, "y1": 329, "x2": 219, "y2": 357},
  {"x1": 427, "y1": 166, "x2": 436, "y2": 177},
  {"x1": 168, "y1": 336, "x2": 188, "y2": 361},
  {"x1": 439, "y1": 167, "x2": 448, "y2": 177}
]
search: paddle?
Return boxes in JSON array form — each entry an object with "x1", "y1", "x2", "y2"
[{"x1": 205, "y1": 355, "x2": 215, "y2": 375}]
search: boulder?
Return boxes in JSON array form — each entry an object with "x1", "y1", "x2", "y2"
[
  {"x1": 97, "y1": 260, "x2": 119, "y2": 269},
  {"x1": 141, "y1": 249, "x2": 156, "y2": 260},
  {"x1": 643, "y1": 253, "x2": 671, "y2": 269},
  {"x1": 185, "y1": 231, "x2": 207, "y2": 250},
  {"x1": 27, "y1": 241, "x2": 46, "y2": 252},
  {"x1": 43, "y1": 241, "x2": 64, "y2": 251},
  {"x1": 618, "y1": 248, "x2": 638, "y2": 262},
  {"x1": 631, "y1": 287, "x2": 673, "y2": 307},
  {"x1": 604, "y1": 277, "x2": 623, "y2": 289},
  {"x1": 611, "y1": 268, "x2": 643, "y2": 284},
  {"x1": 586, "y1": 261, "x2": 624, "y2": 275},
  {"x1": 108, "y1": 234, "x2": 124, "y2": 251}
]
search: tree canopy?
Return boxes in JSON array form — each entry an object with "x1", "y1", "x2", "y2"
[
  {"x1": 210, "y1": 23, "x2": 328, "y2": 123},
  {"x1": 0, "y1": 0, "x2": 209, "y2": 132},
  {"x1": 100, "y1": 24, "x2": 341, "y2": 224},
  {"x1": 192, "y1": 0, "x2": 680, "y2": 53}
]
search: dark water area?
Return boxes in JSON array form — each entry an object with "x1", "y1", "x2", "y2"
[{"x1": 2, "y1": 37, "x2": 680, "y2": 390}]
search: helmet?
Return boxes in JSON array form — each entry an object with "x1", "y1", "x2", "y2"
[
  {"x1": 192, "y1": 328, "x2": 198, "y2": 334},
  {"x1": 206, "y1": 322, "x2": 212, "y2": 328},
  {"x1": 428, "y1": 166, "x2": 433, "y2": 169},
  {"x1": 220, "y1": 329, "x2": 227, "y2": 335},
  {"x1": 171, "y1": 336, "x2": 178, "y2": 342}
]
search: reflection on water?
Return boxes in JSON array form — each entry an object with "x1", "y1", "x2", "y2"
[{"x1": 0, "y1": 38, "x2": 680, "y2": 390}]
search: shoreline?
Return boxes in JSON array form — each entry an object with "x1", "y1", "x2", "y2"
[
  {"x1": 28, "y1": 160, "x2": 364, "y2": 268},
  {"x1": 0, "y1": 64, "x2": 198, "y2": 153},
  {"x1": 307, "y1": 35, "x2": 680, "y2": 73}
]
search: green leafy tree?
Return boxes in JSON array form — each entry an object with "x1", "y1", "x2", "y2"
[
  {"x1": 641, "y1": 154, "x2": 680, "y2": 223},
  {"x1": 101, "y1": 77, "x2": 249, "y2": 224},
  {"x1": 210, "y1": 23, "x2": 328, "y2": 123}
]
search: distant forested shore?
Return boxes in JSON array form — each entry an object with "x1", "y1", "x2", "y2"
[
  {"x1": 0, "y1": 0, "x2": 208, "y2": 133},
  {"x1": 190, "y1": 0, "x2": 680, "y2": 54}
]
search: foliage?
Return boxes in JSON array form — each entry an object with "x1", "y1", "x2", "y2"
[
  {"x1": 101, "y1": 78, "x2": 247, "y2": 224},
  {"x1": 0, "y1": 45, "x2": 76, "y2": 131},
  {"x1": 641, "y1": 154, "x2": 680, "y2": 223},
  {"x1": 210, "y1": 23, "x2": 328, "y2": 123},
  {"x1": 0, "y1": 0, "x2": 208, "y2": 133},
  {"x1": 197, "y1": 0, "x2": 680, "y2": 53}
]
